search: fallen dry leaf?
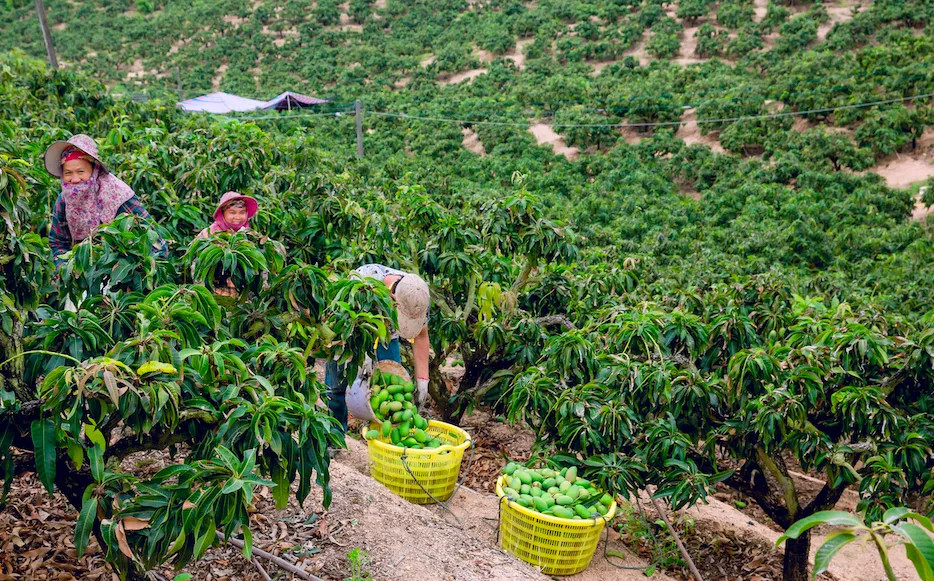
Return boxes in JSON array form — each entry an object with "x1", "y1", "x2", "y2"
[
  {"x1": 121, "y1": 517, "x2": 149, "y2": 532},
  {"x1": 114, "y1": 523, "x2": 133, "y2": 560}
]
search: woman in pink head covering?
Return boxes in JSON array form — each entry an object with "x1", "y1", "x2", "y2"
[
  {"x1": 196, "y1": 192, "x2": 260, "y2": 296},
  {"x1": 44, "y1": 134, "x2": 167, "y2": 267},
  {"x1": 197, "y1": 191, "x2": 259, "y2": 239}
]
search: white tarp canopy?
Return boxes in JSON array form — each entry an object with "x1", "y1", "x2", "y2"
[{"x1": 178, "y1": 92, "x2": 267, "y2": 114}]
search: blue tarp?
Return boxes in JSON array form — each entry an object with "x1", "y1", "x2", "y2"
[
  {"x1": 178, "y1": 92, "x2": 267, "y2": 113},
  {"x1": 179, "y1": 91, "x2": 330, "y2": 113}
]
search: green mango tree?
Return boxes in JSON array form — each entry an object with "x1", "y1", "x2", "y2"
[{"x1": 503, "y1": 281, "x2": 934, "y2": 581}]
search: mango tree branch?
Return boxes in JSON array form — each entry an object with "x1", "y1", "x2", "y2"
[
  {"x1": 460, "y1": 274, "x2": 478, "y2": 322},
  {"x1": 534, "y1": 315, "x2": 576, "y2": 330},
  {"x1": 717, "y1": 457, "x2": 791, "y2": 528},
  {"x1": 217, "y1": 531, "x2": 325, "y2": 581},
  {"x1": 510, "y1": 258, "x2": 535, "y2": 294},
  {"x1": 802, "y1": 481, "x2": 848, "y2": 517},
  {"x1": 431, "y1": 291, "x2": 455, "y2": 317},
  {"x1": 104, "y1": 415, "x2": 214, "y2": 461},
  {"x1": 756, "y1": 447, "x2": 799, "y2": 519}
]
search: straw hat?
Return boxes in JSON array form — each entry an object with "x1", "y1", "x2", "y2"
[{"x1": 43, "y1": 134, "x2": 107, "y2": 177}]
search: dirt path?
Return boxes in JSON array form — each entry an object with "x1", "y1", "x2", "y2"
[
  {"x1": 683, "y1": 495, "x2": 917, "y2": 581},
  {"x1": 506, "y1": 38, "x2": 533, "y2": 70},
  {"x1": 676, "y1": 108, "x2": 726, "y2": 153},
  {"x1": 441, "y1": 68, "x2": 488, "y2": 85},
  {"x1": 336, "y1": 434, "x2": 667, "y2": 580},
  {"x1": 753, "y1": 0, "x2": 769, "y2": 22},
  {"x1": 675, "y1": 26, "x2": 705, "y2": 65},
  {"x1": 818, "y1": 0, "x2": 866, "y2": 42},
  {"x1": 529, "y1": 122, "x2": 580, "y2": 160},
  {"x1": 425, "y1": 485, "x2": 673, "y2": 581},
  {"x1": 211, "y1": 63, "x2": 228, "y2": 91},
  {"x1": 913, "y1": 186, "x2": 932, "y2": 221},
  {"x1": 622, "y1": 39, "x2": 651, "y2": 66},
  {"x1": 347, "y1": 410, "x2": 668, "y2": 580},
  {"x1": 462, "y1": 127, "x2": 487, "y2": 155},
  {"x1": 870, "y1": 157, "x2": 934, "y2": 189}
]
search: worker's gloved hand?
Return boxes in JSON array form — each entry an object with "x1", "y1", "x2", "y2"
[{"x1": 416, "y1": 378, "x2": 429, "y2": 407}]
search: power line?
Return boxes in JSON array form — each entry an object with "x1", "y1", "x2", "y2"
[
  {"x1": 367, "y1": 91, "x2": 934, "y2": 129},
  {"x1": 226, "y1": 108, "x2": 356, "y2": 122}
]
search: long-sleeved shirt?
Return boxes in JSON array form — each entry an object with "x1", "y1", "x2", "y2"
[{"x1": 49, "y1": 194, "x2": 169, "y2": 266}]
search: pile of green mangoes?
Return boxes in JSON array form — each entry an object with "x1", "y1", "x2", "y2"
[
  {"x1": 500, "y1": 463, "x2": 614, "y2": 520},
  {"x1": 363, "y1": 369, "x2": 443, "y2": 449}
]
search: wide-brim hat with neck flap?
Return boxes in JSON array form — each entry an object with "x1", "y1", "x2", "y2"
[
  {"x1": 213, "y1": 191, "x2": 259, "y2": 221},
  {"x1": 44, "y1": 134, "x2": 108, "y2": 178}
]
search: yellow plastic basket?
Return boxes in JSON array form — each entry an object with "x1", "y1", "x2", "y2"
[
  {"x1": 363, "y1": 420, "x2": 471, "y2": 504},
  {"x1": 495, "y1": 475, "x2": 617, "y2": 575}
]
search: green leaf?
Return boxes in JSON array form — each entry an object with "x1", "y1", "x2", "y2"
[
  {"x1": 153, "y1": 464, "x2": 195, "y2": 482},
  {"x1": 173, "y1": 574, "x2": 193, "y2": 581},
  {"x1": 167, "y1": 529, "x2": 187, "y2": 556},
  {"x1": 884, "y1": 507, "x2": 911, "y2": 524},
  {"x1": 903, "y1": 513, "x2": 934, "y2": 534},
  {"x1": 66, "y1": 441, "x2": 84, "y2": 471},
  {"x1": 905, "y1": 544, "x2": 934, "y2": 581},
  {"x1": 74, "y1": 495, "x2": 97, "y2": 557},
  {"x1": 777, "y1": 511, "x2": 864, "y2": 545},
  {"x1": 83, "y1": 423, "x2": 107, "y2": 450},
  {"x1": 241, "y1": 527, "x2": 253, "y2": 558},
  {"x1": 893, "y1": 523, "x2": 934, "y2": 580},
  {"x1": 30, "y1": 419, "x2": 56, "y2": 496},
  {"x1": 137, "y1": 361, "x2": 178, "y2": 376},
  {"x1": 221, "y1": 478, "x2": 244, "y2": 495},
  {"x1": 102, "y1": 370, "x2": 120, "y2": 406},
  {"x1": 813, "y1": 531, "x2": 857, "y2": 575},
  {"x1": 272, "y1": 467, "x2": 290, "y2": 510},
  {"x1": 193, "y1": 520, "x2": 216, "y2": 559},
  {"x1": 88, "y1": 443, "x2": 104, "y2": 482}
]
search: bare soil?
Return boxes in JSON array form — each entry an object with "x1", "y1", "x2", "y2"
[
  {"x1": 529, "y1": 122, "x2": 580, "y2": 160},
  {"x1": 870, "y1": 157, "x2": 934, "y2": 189},
  {"x1": 913, "y1": 187, "x2": 932, "y2": 221},
  {"x1": 212, "y1": 63, "x2": 228, "y2": 91},
  {"x1": 462, "y1": 127, "x2": 487, "y2": 156},
  {"x1": 589, "y1": 59, "x2": 622, "y2": 76},
  {"x1": 505, "y1": 39, "x2": 533, "y2": 70},
  {"x1": 440, "y1": 69, "x2": 488, "y2": 85},
  {"x1": 622, "y1": 39, "x2": 650, "y2": 66},
  {"x1": 126, "y1": 58, "x2": 145, "y2": 80},
  {"x1": 753, "y1": 0, "x2": 769, "y2": 22},
  {"x1": 675, "y1": 26, "x2": 705, "y2": 66},
  {"x1": 676, "y1": 109, "x2": 726, "y2": 154},
  {"x1": 818, "y1": 0, "x2": 867, "y2": 42}
]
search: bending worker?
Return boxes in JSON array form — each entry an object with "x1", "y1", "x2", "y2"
[{"x1": 326, "y1": 264, "x2": 431, "y2": 433}]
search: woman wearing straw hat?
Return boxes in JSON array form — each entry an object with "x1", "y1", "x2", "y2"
[
  {"x1": 196, "y1": 191, "x2": 259, "y2": 239},
  {"x1": 326, "y1": 264, "x2": 431, "y2": 433},
  {"x1": 195, "y1": 191, "x2": 260, "y2": 296},
  {"x1": 44, "y1": 134, "x2": 167, "y2": 267}
]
